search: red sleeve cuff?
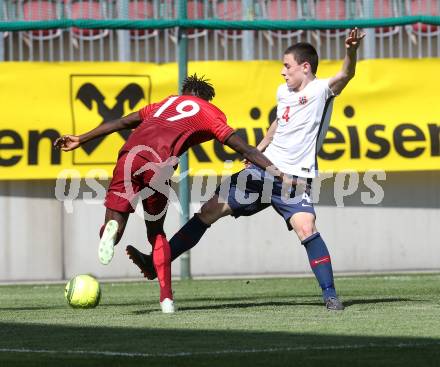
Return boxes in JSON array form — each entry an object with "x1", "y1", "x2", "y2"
[{"x1": 218, "y1": 128, "x2": 235, "y2": 143}]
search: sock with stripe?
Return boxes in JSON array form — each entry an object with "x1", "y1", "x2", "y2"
[
  {"x1": 301, "y1": 232, "x2": 337, "y2": 300},
  {"x1": 152, "y1": 234, "x2": 173, "y2": 302},
  {"x1": 169, "y1": 214, "x2": 210, "y2": 261}
]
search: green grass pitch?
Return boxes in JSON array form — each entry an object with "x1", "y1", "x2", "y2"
[{"x1": 1, "y1": 273, "x2": 440, "y2": 366}]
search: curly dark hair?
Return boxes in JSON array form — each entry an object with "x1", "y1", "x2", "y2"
[{"x1": 181, "y1": 73, "x2": 215, "y2": 101}]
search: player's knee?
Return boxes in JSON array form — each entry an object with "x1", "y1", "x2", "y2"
[
  {"x1": 297, "y1": 224, "x2": 315, "y2": 242},
  {"x1": 199, "y1": 198, "x2": 229, "y2": 225},
  {"x1": 199, "y1": 202, "x2": 218, "y2": 224}
]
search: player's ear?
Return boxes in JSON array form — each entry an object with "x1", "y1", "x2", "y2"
[{"x1": 303, "y1": 62, "x2": 310, "y2": 74}]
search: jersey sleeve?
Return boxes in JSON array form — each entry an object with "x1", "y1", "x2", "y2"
[
  {"x1": 138, "y1": 103, "x2": 158, "y2": 120},
  {"x1": 320, "y1": 78, "x2": 336, "y2": 99},
  {"x1": 210, "y1": 113, "x2": 235, "y2": 143}
]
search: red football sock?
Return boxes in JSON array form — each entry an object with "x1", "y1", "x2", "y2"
[{"x1": 152, "y1": 234, "x2": 173, "y2": 302}]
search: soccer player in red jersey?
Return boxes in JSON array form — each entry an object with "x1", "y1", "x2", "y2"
[
  {"x1": 126, "y1": 29, "x2": 365, "y2": 312},
  {"x1": 55, "y1": 74, "x2": 288, "y2": 313}
]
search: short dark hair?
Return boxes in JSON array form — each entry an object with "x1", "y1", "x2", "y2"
[
  {"x1": 284, "y1": 43, "x2": 319, "y2": 74},
  {"x1": 181, "y1": 73, "x2": 215, "y2": 101}
]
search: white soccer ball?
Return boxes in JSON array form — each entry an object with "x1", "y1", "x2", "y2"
[{"x1": 64, "y1": 274, "x2": 101, "y2": 309}]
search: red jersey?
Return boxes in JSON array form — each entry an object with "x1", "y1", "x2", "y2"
[{"x1": 121, "y1": 95, "x2": 234, "y2": 162}]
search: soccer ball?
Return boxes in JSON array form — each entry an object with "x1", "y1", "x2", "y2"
[{"x1": 64, "y1": 274, "x2": 101, "y2": 308}]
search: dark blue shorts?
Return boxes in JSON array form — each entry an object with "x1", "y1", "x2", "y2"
[{"x1": 215, "y1": 164, "x2": 315, "y2": 230}]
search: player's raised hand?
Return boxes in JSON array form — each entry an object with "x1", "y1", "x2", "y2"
[
  {"x1": 345, "y1": 28, "x2": 365, "y2": 51},
  {"x1": 54, "y1": 135, "x2": 81, "y2": 151}
]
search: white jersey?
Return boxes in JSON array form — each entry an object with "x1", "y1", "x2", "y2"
[{"x1": 263, "y1": 78, "x2": 335, "y2": 178}]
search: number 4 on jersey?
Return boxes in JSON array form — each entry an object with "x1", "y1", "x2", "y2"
[{"x1": 282, "y1": 106, "x2": 290, "y2": 123}]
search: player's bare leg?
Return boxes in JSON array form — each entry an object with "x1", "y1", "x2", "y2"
[
  {"x1": 98, "y1": 209, "x2": 129, "y2": 265},
  {"x1": 289, "y1": 212, "x2": 317, "y2": 242},
  {"x1": 290, "y1": 212, "x2": 344, "y2": 311},
  {"x1": 198, "y1": 194, "x2": 233, "y2": 225},
  {"x1": 168, "y1": 195, "x2": 232, "y2": 260},
  {"x1": 126, "y1": 194, "x2": 232, "y2": 280}
]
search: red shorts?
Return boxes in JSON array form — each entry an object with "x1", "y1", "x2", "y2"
[{"x1": 104, "y1": 151, "x2": 169, "y2": 216}]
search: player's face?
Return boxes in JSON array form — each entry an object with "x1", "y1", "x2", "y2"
[{"x1": 281, "y1": 53, "x2": 307, "y2": 90}]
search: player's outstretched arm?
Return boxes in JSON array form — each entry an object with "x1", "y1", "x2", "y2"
[
  {"x1": 224, "y1": 133, "x2": 294, "y2": 185},
  {"x1": 256, "y1": 119, "x2": 278, "y2": 152},
  {"x1": 329, "y1": 27, "x2": 365, "y2": 96},
  {"x1": 243, "y1": 119, "x2": 278, "y2": 166},
  {"x1": 54, "y1": 111, "x2": 142, "y2": 151}
]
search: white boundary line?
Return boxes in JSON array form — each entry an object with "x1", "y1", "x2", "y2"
[
  {"x1": 1, "y1": 270, "x2": 440, "y2": 286},
  {"x1": 1, "y1": 341, "x2": 440, "y2": 358}
]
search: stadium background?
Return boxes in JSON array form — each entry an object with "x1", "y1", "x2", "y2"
[{"x1": 0, "y1": 0, "x2": 439, "y2": 282}]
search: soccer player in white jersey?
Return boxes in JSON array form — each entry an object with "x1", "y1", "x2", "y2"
[{"x1": 126, "y1": 28, "x2": 365, "y2": 311}]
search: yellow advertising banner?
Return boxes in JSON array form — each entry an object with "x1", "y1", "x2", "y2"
[{"x1": 0, "y1": 60, "x2": 439, "y2": 179}]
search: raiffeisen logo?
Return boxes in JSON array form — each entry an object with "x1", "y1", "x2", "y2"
[
  {"x1": 70, "y1": 74, "x2": 151, "y2": 165},
  {"x1": 0, "y1": 60, "x2": 439, "y2": 179},
  {"x1": 318, "y1": 105, "x2": 440, "y2": 161}
]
